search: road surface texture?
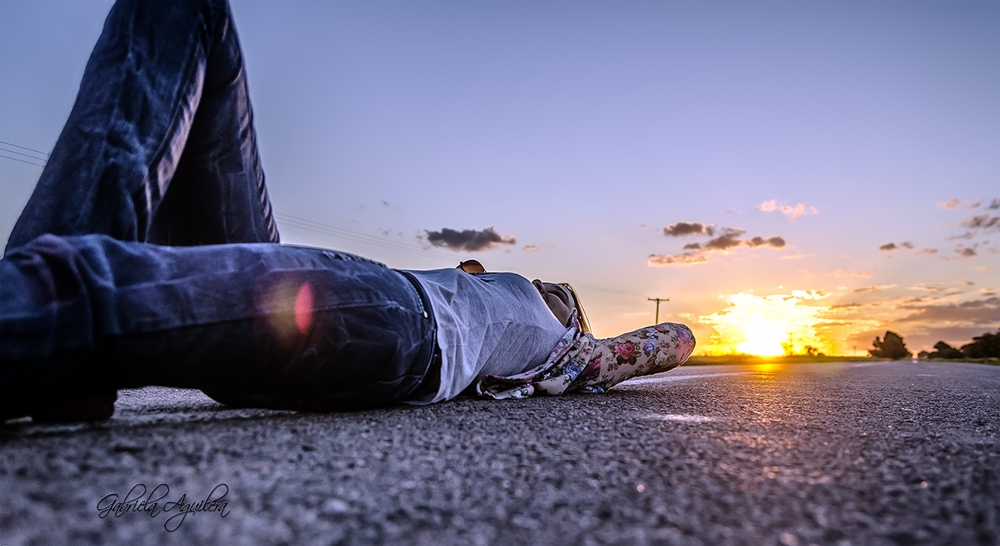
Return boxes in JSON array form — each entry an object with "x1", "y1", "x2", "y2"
[{"x1": 1, "y1": 360, "x2": 998, "y2": 545}]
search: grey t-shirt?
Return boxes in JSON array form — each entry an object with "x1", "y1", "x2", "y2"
[{"x1": 403, "y1": 269, "x2": 570, "y2": 404}]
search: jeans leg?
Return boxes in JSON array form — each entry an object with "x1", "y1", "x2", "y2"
[
  {"x1": 0, "y1": 235, "x2": 436, "y2": 413},
  {"x1": 147, "y1": 0, "x2": 278, "y2": 246},
  {"x1": 4, "y1": 0, "x2": 278, "y2": 254}
]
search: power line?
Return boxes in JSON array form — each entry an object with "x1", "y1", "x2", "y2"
[
  {"x1": 276, "y1": 213, "x2": 461, "y2": 265},
  {"x1": 0, "y1": 147, "x2": 49, "y2": 161},
  {"x1": 0, "y1": 140, "x2": 649, "y2": 301},
  {"x1": 0, "y1": 140, "x2": 50, "y2": 157},
  {"x1": 0, "y1": 141, "x2": 50, "y2": 167},
  {"x1": 0, "y1": 153, "x2": 46, "y2": 167}
]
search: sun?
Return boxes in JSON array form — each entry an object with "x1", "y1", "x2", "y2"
[
  {"x1": 736, "y1": 318, "x2": 790, "y2": 357},
  {"x1": 699, "y1": 291, "x2": 833, "y2": 356}
]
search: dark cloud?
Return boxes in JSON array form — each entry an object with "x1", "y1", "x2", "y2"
[
  {"x1": 705, "y1": 234, "x2": 743, "y2": 251},
  {"x1": 747, "y1": 236, "x2": 786, "y2": 248},
  {"x1": 653, "y1": 226, "x2": 784, "y2": 264},
  {"x1": 896, "y1": 296, "x2": 1000, "y2": 325},
  {"x1": 956, "y1": 245, "x2": 977, "y2": 257},
  {"x1": 424, "y1": 227, "x2": 516, "y2": 252},
  {"x1": 962, "y1": 214, "x2": 1000, "y2": 232},
  {"x1": 663, "y1": 222, "x2": 715, "y2": 237},
  {"x1": 987, "y1": 198, "x2": 1000, "y2": 210},
  {"x1": 905, "y1": 326, "x2": 1000, "y2": 352},
  {"x1": 899, "y1": 296, "x2": 939, "y2": 305},
  {"x1": 881, "y1": 241, "x2": 914, "y2": 251},
  {"x1": 697, "y1": 227, "x2": 747, "y2": 251}
]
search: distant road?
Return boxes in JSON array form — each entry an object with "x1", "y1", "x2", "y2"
[{"x1": 2, "y1": 361, "x2": 998, "y2": 545}]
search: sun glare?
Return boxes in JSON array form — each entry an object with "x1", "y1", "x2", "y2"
[
  {"x1": 736, "y1": 318, "x2": 789, "y2": 357},
  {"x1": 699, "y1": 292, "x2": 833, "y2": 356}
]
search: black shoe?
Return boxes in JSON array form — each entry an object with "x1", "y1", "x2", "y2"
[{"x1": 2, "y1": 390, "x2": 117, "y2": 423}]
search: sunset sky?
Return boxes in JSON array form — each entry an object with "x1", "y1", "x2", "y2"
[{"x1": 1, "y1": 0, "x2": 997, "y2": 356}]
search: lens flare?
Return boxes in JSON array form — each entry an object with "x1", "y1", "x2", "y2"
[{"x1": 295, "y1": 281, "x2": 313, "y2": 334}]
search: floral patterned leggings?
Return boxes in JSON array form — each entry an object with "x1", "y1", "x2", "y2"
[{"x1": 477, "y1": 316, "x2": 696, "y2": 399}]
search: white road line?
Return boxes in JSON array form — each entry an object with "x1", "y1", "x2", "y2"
[
  {"x1": 622, "y1": 371, "x2": 749, "y2": 386},
  {"x1": 640, "y1": 413, "x2": 717, "y2": 423}
]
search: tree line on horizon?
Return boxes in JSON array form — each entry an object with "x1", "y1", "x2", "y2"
[{"x1": 868, "y1": 329, "x2": 1000, "y2": 360}]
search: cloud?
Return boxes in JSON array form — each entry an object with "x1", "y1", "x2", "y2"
[
  {"x1": 961, "y1": 214, "x2": 1000, "y2": 232},
  {"x1": 652, "y1": 226, "x2": 785, "y2": 265},
  {"x1": 826, "y1": 269, "x2": 872, "y2": 278},
  {"x1": 896, "y1": 296, "x2": 1000, "y2": 325},
  {"x1": 424, "y1": 227, "x2": 516, "y2": 252},
  {"x1": 988, "y1": 198, "x2": 1000, "y2": 210},
  {"x1": 791, "y1": 289, "x2": 830, "y2": 300},
  {"x1": 747, "y1": 236, "x2": 786, "y2": 248},
  {"x1": 853, "y1": 284, "x2": 897, "y2": 293},
  {"x1": 522, "y1": 245, "x2": 539, "y2": 252},
  {"x1": 917, "y1": 248, "x2": 939, "y2": 255},
  {"x1": 705, "y1": 233, "x2": 744, "y2": 251},
  {"x1": 756, "y1": 200, "x2": 818, "y2": 221},
  {"x1": 956, "y1": 245, "x2": 976, "y2": 257},
  {"x1": 938, "y1": 198, "x2": 961, "y2": 210},
  {"x1": 908, "y1": 284, "x2": 950, "y2": 292},
  {"x1": 880, "y1": 241, "x2": 914, "y2": 251},
  {"x1": 648, "y1": 253, "x2": 707, "y2": 266},
  {"x1": 904, "y1": 325, "x2": 1000, "y2": 352},
  {"x1": 663, "y1": 222, "x2": 715, "y2": 237},
  {"x1": 757, "y1": 200, "x2": 778, "y2": 212},
  {"x1": 779, "y1": 251, "x2": 812, "y2": 260}
]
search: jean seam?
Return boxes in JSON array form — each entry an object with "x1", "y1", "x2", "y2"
[{"x1": 122, "y1": 301, "x2": 421, "y2": 332}]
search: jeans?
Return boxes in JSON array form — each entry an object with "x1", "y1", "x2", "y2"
[{"x1": 0, "y1": 0, "x2": 436, "y2": 413}]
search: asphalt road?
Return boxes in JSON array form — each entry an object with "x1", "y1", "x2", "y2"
[{"x1": 1, "y1": 360, "x2": 998, "y2": 546}]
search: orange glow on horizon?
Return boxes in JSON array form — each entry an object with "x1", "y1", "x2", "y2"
[{"x1": 698, "y1": 291, "x2": 835, "y2": 356}]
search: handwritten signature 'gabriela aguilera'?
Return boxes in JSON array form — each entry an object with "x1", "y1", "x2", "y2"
[{"x1": 96, "y1": 483, "x2": 230, "y2": 531}]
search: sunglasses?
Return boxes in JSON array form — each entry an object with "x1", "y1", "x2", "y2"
[{"x1": 457, "y1": 260, "x2": 592, "y2": 333}]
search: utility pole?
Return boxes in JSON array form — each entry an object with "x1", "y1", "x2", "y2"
[{"x1": 648, "y1": 297, "x2": 669, "y2": 323}]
